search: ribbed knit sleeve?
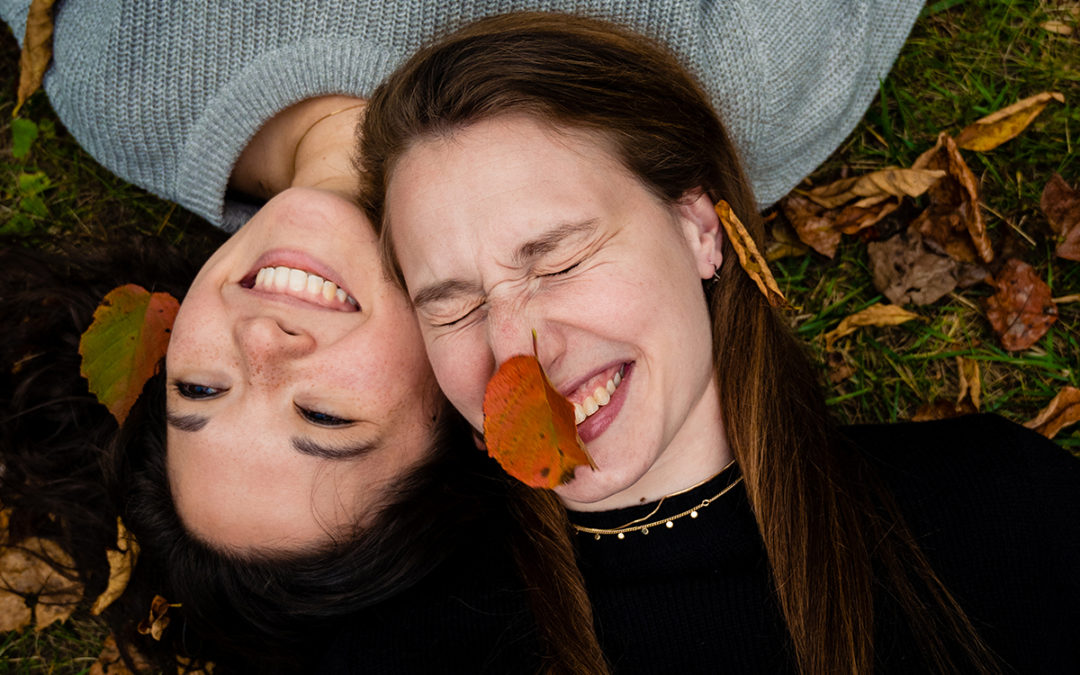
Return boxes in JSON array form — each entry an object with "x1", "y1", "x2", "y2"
[{"x1": 3, "y1": 0, "x2": 922, "y2": 227}]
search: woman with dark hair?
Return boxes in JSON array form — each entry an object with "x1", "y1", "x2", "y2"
[
  {"x1": 359, "y1": 12, "x2": 1080, "y2": 673},
  {"x1": 1, "y1": 206, "x2": 600, "y2": 672}
]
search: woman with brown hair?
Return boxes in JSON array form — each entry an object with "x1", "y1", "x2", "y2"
[{"x1": 356, "y1": 12, "x2": 1080, "y2": 673}]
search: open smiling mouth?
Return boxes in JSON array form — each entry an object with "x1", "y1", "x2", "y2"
[
  {"x1": 572, "y1": 364, "x2": 626, "y2": 425},
  {"x1": 240, "y1": 265, "x2": 359, "y2": 312}
]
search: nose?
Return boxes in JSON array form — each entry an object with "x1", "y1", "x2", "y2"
[
  {"x1": 233, "y1": 316, "x2": 317, "y2": 380},
  {"x1": 486, "y1": 296, "x2": 564, "y2": 372}
]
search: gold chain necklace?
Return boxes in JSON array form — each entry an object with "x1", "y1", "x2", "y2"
[{"x1": 571, "y1": 462, "x2": 742, "y2": 540}]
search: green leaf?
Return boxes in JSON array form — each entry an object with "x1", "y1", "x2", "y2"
[
  {"x1": 11, "y1": 118, "x2": 39, "y2": 159},
  {"x1": 17, "y1": 170, "x2": 51, "y2": 196},
  {"x1": 79, "y1": 284, "x2": 180, "y2": 424}
]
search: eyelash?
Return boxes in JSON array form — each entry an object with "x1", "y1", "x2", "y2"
[
  {"x1": 296, "y1": 405, "x2": 353, "y2": 427},
  {"x1": 175, "y1": 382, "x2": 351, "y2": 427},
  {"x1": 540, "y1": 261, "x2": 581, "y2": 278},
  {"x1": 174, "y1": 382, "x2": 224, "y2": 399},
  {"x1": 434, "y1": 306, "x2": 483, "y2": 329}
]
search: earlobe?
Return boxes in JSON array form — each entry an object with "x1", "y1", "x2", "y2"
[{"x1": 676, "y1": 190, "x2": 723, "y2": 280}]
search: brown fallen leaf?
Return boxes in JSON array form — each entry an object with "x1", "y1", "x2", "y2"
[
  {"x1": 765, "y1": 219, "x2": 810, "y2": 261},
  {"x1": 714, "y1": 201, "x2": 786, "y2": 307},
  {"x1": 912, "y1": 398, "x2": 978, "y2": 422},
  {"x1": 826, "y1": 350, "x2": 856, "y2": 384},
  {"x1": 0, "y1": 536, "x2": 82, "y2": 632},
  {"x1": 833, "y1": 198, "x2": 901, "y2": 236},
  {"x1": 90, "y1": 634, "x2": 155, "y2": 675},
  {"x1": 867, "y1": 226, "x2": 959, "y2": 306},
  {"x1": 805, "y1": 168, "x2": 946, "y2": 209},
  {"x1": 1040, "y1": 174, "x2": 1080, "y2": 262},
  {"x1": 90, "y1": 518, "x2": 139, "y2": 615},
  {"x1": 984, "y1": 258, "x2": 1059, "y2": 351},
  {"x1": 14, "y1": 0, "x2": 57, "y2": 117},
  {"x1": 912, "y1": 132, "x2": 993, "y2": 263},
  {"x1": 823, "y1": 303, "x2": 921, "y2": 350},
  {"x1": 137, "y1": 594, "x2": 176, "y2": 641},
  {"x1": 1024, "y1": 386, "x2": 1080, "y2": 439},
  {"x1": 955, "y1": 92, "x2": 1065, "y2": 152},
  {"x1": 956, "y1": 356, "x2": 981, "y2": 411},
  {"x1": 780, "y1": 193, "x2": 843, "y2": 258}
]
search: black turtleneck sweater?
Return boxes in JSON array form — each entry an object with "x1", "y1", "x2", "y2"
[{"x1": 320, "y1": 414, "x2": 1080, "y2": 673}]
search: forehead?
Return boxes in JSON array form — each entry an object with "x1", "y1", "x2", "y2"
[{"x1": 385, "y1": 117, "x2": 634, "y2": 269}]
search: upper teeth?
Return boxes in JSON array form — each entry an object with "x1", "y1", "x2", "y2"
[
  {"x1": 573, "y1": 368, "x2": 623, "y2": 425},
  {"x1": 253, "y1": 266, "x2": 358, "y2": 308}
]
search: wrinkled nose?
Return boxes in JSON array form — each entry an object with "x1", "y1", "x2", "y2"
[
  {"x1": 486, "y1": 297, "x2": 563, "y2": 372},
  {"x1": 233, "y1": 316, "x2": 316, "y2": 381}
]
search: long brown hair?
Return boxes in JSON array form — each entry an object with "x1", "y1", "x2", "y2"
[{"x1": 359, "y1": 12, "x2": 996, "y2": 674}]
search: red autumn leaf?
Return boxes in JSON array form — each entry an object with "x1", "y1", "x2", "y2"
[
  {"x1": 1040, "y1": 174, "x2": 1080, "y2": 262},
  {"x1": 912, "y1": 132, "x2": 994, "y2": 264},
  {"x1": 79, "y1": 284, "x2": 180, "y2": 424},
  {"x1": 483, "y1": 345, "x2": 595, "y2": 489},
  {"x1": 984, "y1": 259, "x2": 1058, "y2": 351}
]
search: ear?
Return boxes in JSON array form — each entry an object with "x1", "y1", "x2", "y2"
[{"x1": 675, "y1": 189, "x2": 723, "y2": 280}]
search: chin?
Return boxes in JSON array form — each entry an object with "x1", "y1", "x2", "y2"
[{"x1": 553, "y1": 464, "x2": 638, "y2": 510}]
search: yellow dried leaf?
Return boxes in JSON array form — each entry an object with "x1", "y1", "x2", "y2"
[
  {"x1": 1041, "y1": 20, "x2": 1073, "y2": 35},
  {"x1": 177, "y1": 655, "x2": 217, "y2": 674},
  {"x1": 955, "y1": 356, "x2": 981, "y2": 411},
  {"x1": 714, "y1": 201, "x2": 786, "y2": 306},
  {"x1": 14, "y1": 0, "x2": 57, "y2": 117},
  {"x1": 1024, "y1": 386, "x2": 1080, "y2": 440},
  {"x1": 824, "y1": 303, "x2": 921, "y2": 350},
  {"x1": 955, "y1": 92, "x2": 1065, "y2": 152},
  {"x1": 0, "y1": 536, "x2": 82, "y2": 632},
  {"x1": 90, "y1": 518, "x2": 139, "y2": 615},
  {"x1": 806, "y1": 168, "x2": 946, "y2": 209}
]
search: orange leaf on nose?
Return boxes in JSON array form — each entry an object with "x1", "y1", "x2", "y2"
[{"x1": 483, "y1": 349, "x2": 596, "y2": 489}]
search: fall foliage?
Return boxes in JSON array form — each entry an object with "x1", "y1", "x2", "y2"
[
  {"x1": 483, "y1": 337, "x2": 595, "y2": 489},
  {"x1": 78, "y1": 284, "x2": 179, "y2": 424}
]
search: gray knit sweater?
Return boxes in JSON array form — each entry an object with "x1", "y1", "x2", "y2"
[{"x1": 2, "y1": 1, "x2": 922, "y2": 230}]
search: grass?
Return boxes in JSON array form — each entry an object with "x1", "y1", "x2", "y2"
[
  {"x1": 1, "y1": 0, "x2": 1079, "y2": 668},
  {"x1": 773, "y1": 0, "x2": 1080, "y2": 444}
]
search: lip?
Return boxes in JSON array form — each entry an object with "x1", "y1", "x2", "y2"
[
  {"x1": 242, "y1": 249, "x2": 354, "y2": 296},
  {"x1": 239, "y1": 249, "x2": 359, "y2": 312},
  {"x1": 575, "y1": 362, "x2": 632, "y2": 444},
  {"x1": 558, "y1": 361, "x2": 626, "y2": 400}
]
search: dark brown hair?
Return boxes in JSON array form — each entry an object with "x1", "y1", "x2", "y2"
[
  {"x1": 0, "y1": 234, "x2": 579, "y2": 673},
  {"x1": 360, "y1": 12, "x2": 997, "y2": 674}
]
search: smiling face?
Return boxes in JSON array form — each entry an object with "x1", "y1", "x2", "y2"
[
  {"x1": 387, "y1": 116, "x2": 732, "y2": 510},
  {"x1": 165, "y1": 187, "x2": 437, "y2": 551}
]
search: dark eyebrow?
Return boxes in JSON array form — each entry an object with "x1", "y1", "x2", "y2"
[
  {"x1": 513, "y1": 219, "x2": 598, "y2": 266},
  {"x1": 291, "y1": 437, "x2": 379, "y2": 461},
  {"x1": 411, "y1": 278, "x2": 484, "y2": 309},
  {"x1": 166, "y1": 412, "x2": 210, "y2": 433}
]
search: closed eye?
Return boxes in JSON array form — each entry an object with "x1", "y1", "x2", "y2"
[
  {"x1": 296, "y1": 405, "x2": 354, "y2": 428},
  {"x1": 432, "y1": 303, "x2": 484, "y2": 328},
  {"x1": 540, "y1": 261, "x2": 581, "y2": 278},
  {"x1": 174, "y1": 382, "x2": 226, "y2": 399}
]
